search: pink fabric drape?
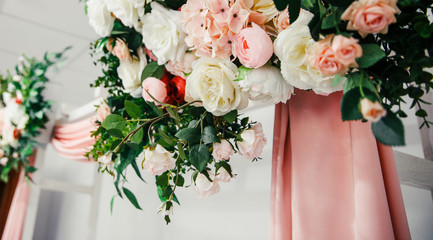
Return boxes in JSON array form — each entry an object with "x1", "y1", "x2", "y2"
[
  {"x1": 51, "y1": 116, "x2": 97, "y2": 161},
  {"x1": 1, "y1": 154, "x2": 35, "y2": 240},
  {"x1": 271, "y1": 90, "x2": 411, "y2": 240}
]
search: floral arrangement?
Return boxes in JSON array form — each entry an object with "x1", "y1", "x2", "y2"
[
  {"x1": 83, "y1": 0, "x2": 433, "y2": 222},
  {"x1": 0, "y1": 49, "x2": 68, "y2": 182}
]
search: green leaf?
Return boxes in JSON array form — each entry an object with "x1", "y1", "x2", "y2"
[
  {"x1": 273, "y1": 0, "x2": 289, "y2": 11},
  {"x1": 125, "y1": 100, "x2": 141, "y2": 118},
  {"x1": 323, "y1": 0, "x2": 352, "y2": 7},
  {"x1": 175, "y1": 128, "x2": 200, "y2": 143},
  {"x1": 131, "y1": 160, "x2": 145, "y2": 182},
  {"x1": 223, "y1": 110, "x2": 238, "y2": 124},
  {"x1": 236, "y1": 66, "x2": 252, "y2": 81},
  {"x1": 122, "y1": 187, "x2": 142, "y2": 210},
  {"x1": 174, "y1": 174, "x2": 185, "y2": 187},
  {"x1": 331, "y1": 74, "x2": 345, "y2": 87},
  {"x1": 177, "y1": 142, "x2": 186, "y2": 160},
  {"x1": 146, "y1": 101, "x2": 164, "y2": 117},
  {"x1": 372, "y1": 111, "x2": 405, "y2": 146},
  {"x1": 189, "y1": 144, "x2": 210, "y2": 172},
  {"x1": 156, "y1": 173, "x2": 169, "y2": 186},
  {"x1": 341, "y1": 88, "x2": 365, "y2": 121},
  {"x1": 288, "y1": 0, "x2": 301, "y2": 23},
  {"x1": 158, "y1": 128, "x2": 177, "y2": 145},
  {"x1": 102, "y1": 114, "x2": 126, "y2": 131},
  {"x1": 141, "y1": 61, "x2": 164, "y2": 81},
  {"x1": 202, "y1": 126, "x2": 219, "y2": 144},
  {"x1": 107, "y1": 129, "x2": 123, "y2": 138},
  {"x1": 110, "y1": 195, "x2": 116, "y2": 215},
  {"x1": 321, "y1": 12, "x2": 337, "y2": 30},
  {"x1": 126, "y1": 142, "x2": 140, "y2": 150},
  {"x1": 131, "y1": 127, "x2": 144, "y2": 143},
  {"x1": 357, "y1": 44, "x2": 386, "y2": 68}
]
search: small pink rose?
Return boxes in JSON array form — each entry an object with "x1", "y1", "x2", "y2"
[
  {"x1": 341, "y1": 0, "x2": 399, "y2": 37},
  {"x1": 107, "y1": 38, "x2": 132, "y2": 62},
  {"x1": 97, "y1": 101, "x2": 111, "y2": 123},
  {"x1": 142, "y1": 77, "x2": 168, "y2": 104},
  {"x1": 216, "y1": 167, "x2": 232, "y2": 183},
  {"x1": 140, "y1": 145, "x2": 176, "y2": 176},
  {"x1": 238, "y1": 123, "x2": 267, "y2": 160},
  {"x1": 360, "y1": 98, "x2": 387, "y2": 122},
  {"x1": 212, "y1": 139, "x2": 234, "y2": 161},
  {"x1": 273, "y1": 8, "x2": 290, "y2": 33},
  {"x1": 331, "y1": 35, "x2": 363, "y2": 67},
  {"x1": 308, "y1": 36, "x2": 348, "y2": 76},
  {"x1": 233, "y1": 23, "x2": 273, "y2": 68},
  {"x1": 194, "y1": 172, "x2": 220, "y2": 198}
]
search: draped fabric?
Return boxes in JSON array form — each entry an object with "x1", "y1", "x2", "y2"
[
  {"x1": 1, "y1": 154, "x2": 35, "y2": 240},
  {"x1": 271, "y1": 90, "x2": 411, "y2": 240},
  {"x1": 51, "y1": 116, "x2": 98, "y2": 161}
]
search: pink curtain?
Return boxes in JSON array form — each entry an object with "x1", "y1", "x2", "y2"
[
  {"x1": 51, "y1": 116, "x2": 97, "y2": 161},
  {"x1": 271, "y1": 90, "x2": 411, "y2": 240},
  {"x1": 1, "y1": 154, "x2": 35, "y2": 240}
]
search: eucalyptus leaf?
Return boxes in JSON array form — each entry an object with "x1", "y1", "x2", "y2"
[
  {"x1": 102, "y1": 114, "x2": 127, "y2": 131},
  {"x1": 189, "y1": 144, "x2": 210, "y2": 172},
  {"x1": 123, "y1": 187, "x2": 142, "y2": 210},
  {"x1": 125, "y1": 100, "x2": 141, "y2": 118},
  {"x1": 175, "y1": 128, "x2": 200, "y2": 143},
  {"x1": 202, "y1": 126, "x2": 219, "y2": 144},
  {"x1": 372, "y1": 111, "x2": 405, "y2": 146},
  {"x1": 141, "y1": 61, "x2": 164, "y2": 81},
  {"x1": 357, "y1": 44, "x2": 386, "y2": 68}
]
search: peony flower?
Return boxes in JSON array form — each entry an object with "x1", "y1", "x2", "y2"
[
  {"x1": 360, "y1": 98, "x2": 387, "y2": 122},
  {"x1": 86, "y1": 0, "x2": 115, "y2": 37},
  {"x1": 216, "y1": 167, "x2": 232, "y2": 183},
  {"x1": 212, "y1": 139, "x2": 234, "y2": 160},
  {"x1": 141, "y1": 77, "x2": 168, "y2": 104},
  {"x1": 141, "y1": 2, "x2": 187, "y2": 65},
  {"x1": 233, "y1": 23, "x2": 273, "y2": 68},
  {"x1": 194, "y1": 172, "x2": 220, "y2": 198},
  {"x1": 341, "y1": 0, "x2": 400, "y2": 38},
  {"x1": 106, "y1": 0, "x2": 141, "y2": 30},
  {"x1": 97, "y1": 101, "x2": 111, "y2": 123},
  {"x1": 251, "y1": 0, "x2": 278, "y2": 22},
  {"x1": 331, "y1": 35, "x2": 363, "y2": 67},
  {"x1": 106, "y1": 38, "x2": 132, "y2": 62},
  {"x1": 238, "y1": 123, "x2": 267, "y2": 160},
  {"x1": 273, "y1": 8, "x2": 290, "y2": 33},
  {"x1": 239, "y1": 65, "x2": 294, "y2": 104},
  {"x1": 166, "y1": 76, "x2": 187, "y2": 104},
  {"x1": 117, "y1": 55, "x2": 147, "y2": 98},
  {"x1": 0, "y1": 157, "x2": 7, "y2": 166},
  {"x1": 186, "y1": 57, "x2": 247, "y2": 116},
  {"x1": 98, "y1": 152, "x2": 114, "y2": 172},
  {"x1": 165, "y1": 52, "x2": 198, "y2": 78},
  {"x1": 274, "y1": 10, "x2": 342, "y2": 94},
  {"x1": 308, "y1": 36, "x2": 348, "y2": 76},
  {"x1": 140, "y1": 145, "x2": 176, "y2": 176}
]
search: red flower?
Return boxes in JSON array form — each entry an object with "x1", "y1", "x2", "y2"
[
  {"x1": 166, "y1": 76, "x2": 186, "y2": 105},
  {"x1": 13, "y1": 128, "x2": 21, "y2": 139},
  {"x1": 15, "y1": 98, "x2": 22, "y2": 105}
]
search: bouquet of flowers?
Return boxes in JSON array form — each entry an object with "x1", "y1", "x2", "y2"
[
  {"x1": 0, "y1": 49, "x2": 69, "y2": 182},
  {"x1": 83, "y1": 0, "x2": 433, "y2": 223}
]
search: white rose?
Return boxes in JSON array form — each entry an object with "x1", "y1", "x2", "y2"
[
  {"x1": 274, "y1": 10, "x2": 340, "y2": 94},
  {"x1": 252, "y1": 0, "x2": 279, "y2": 22},
  {"x1": 117, "y1": 52, "x2": 147, "y2": 97},
  {"x1": 194, "y1": 172, "x2": 220, "y2": 198},
  {"x1": 141, "y1": 2, "x2": 187, "y2": 65},
  {"x1": 87, "y1": 0, "x2": 115, "y2": 37},
  {"x1": 5, "y1": 100, "x2": 28, "y2": 129},
  {"x1": 98, "y1": 152, "x2": 114, "y2": 172},
  {"x1": 216, "y1": 167, "x2": 232, "y2": 183},
  {"x1": 140, "y1": 144, "x2": 176, "y2": 176},
  {"x1": 186, "y1": 57, "x2": 248, "y2": 116},
  {"x1": 239, "y1": 65, "x2": 294, "y2": 104},
  {"x1": 106, "y1": 0, "x2": 141, "y2": 30}
]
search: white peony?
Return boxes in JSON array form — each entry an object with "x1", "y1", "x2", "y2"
[
  {"x1": 274, "y1": 10, "x2": 340, "y2": 94},
  {"x1": 141, "y1": 2, "x2": 187, "y2": 65},
  {"x1": 252, "y1": 0, "x2": 279, "y2": 22},
  {"x1": 106, "y1": 0, "x2": 142, "y2": 30},
  {"x1": 239, "y1": 65, "x2": 294, "y2": 104},
  {"x1": 194, "y1": 172, "x2": 220, "y2": 198},
  {"x1": 4, "y1": 99, "x2": 28, "y2": 130},
  {"x1": 87, "y1": 0, "x2": 115, "y2": 37},
  {"x1": 139, "y1": 144, "x2": 176, "y2": 176},
  {"x1": 117, "y1": 49, "x2": 147, "y2": 98},
  {"x1": 186, "y1": 57, "x2": 248, "y2": 116}
]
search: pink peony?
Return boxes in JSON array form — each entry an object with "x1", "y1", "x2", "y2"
[
  {"x1": 212, "y1": 139, "x2": 234, "y2": 160},
  {"x1": 141, "y1": 77, "x2": 168, "y2": 104},
  {"x1": 331, "y1": 35, "x2": 363, "y2": 67},
  {"x1": 238, "y1": 123, "x2": 267, "y2": 160},
  {"x1": 233, "y1": 23, "x2": 273, "y2": 68},
  {"x1": 341, "y1": 0, "x2": 400, "y2": 38},
  {"x1": 308, "y1": 36, "x2": 348, "y2": 76},
  {"x1": 360, "y1": 98, "x2": 387, "y2": 122}
]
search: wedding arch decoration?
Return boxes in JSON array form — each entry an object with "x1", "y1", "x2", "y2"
[
  {"x1": 0, "y1": 49, "x2": 69, "y2": 182},
  {"x1": 82, "y1": 0, "x2": 433, "y2": 223}
]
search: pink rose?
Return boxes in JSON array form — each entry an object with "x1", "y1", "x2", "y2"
[
  {"x1": 140, "y1": 145, "x2": 176, "y2": 176},
  {"x1": 331, "y1": 35, "x2": 363, "y2": 67},
  {"x1": 341, "y1": 0, "x2": 400, "y2": 38},
  {"x1": 194, "y1": 172, "x2": 220, "y2": 198},
  {"x1": 238, "y1": 123, "x2": 267, "y2": 160},
  {"x1": 273, "y1": 8, "x2": 290, "y2": 33},
  {"x1": 106, "y1": 38, "x2": 132, "y2": 62},
  {"x1": 97, "y1": 101, "x2": 111, "y2": 123},
  {"x1": 212, "y1": 139, "x2": 234, "y2": 161},
  {"x1": 233, "y1": 23, "x2": 273, "y2": 68},
  {"x1": 216, "y1": 167, "x2": 232, "y2": 183},
  {"x1": 308, "y1": 36, "x2": 348, "y2": 76},
  {"x1": 142, "y1": 77, "x2": 168, "y2": 104},
  {"x1": 360, "y1": 98, "x2": 387, "y2": 122}
]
